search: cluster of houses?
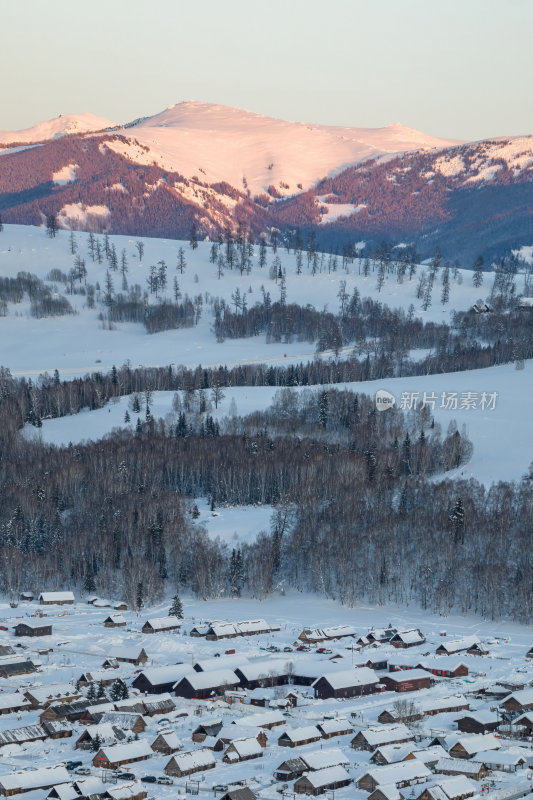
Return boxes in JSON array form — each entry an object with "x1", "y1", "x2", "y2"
[{"x1": 3, "y1": 602, "x2": 533, "y2": 800}]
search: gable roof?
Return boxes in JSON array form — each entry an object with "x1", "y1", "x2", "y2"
[{"x1": 312, "y1": 666, "x2": 378, "y2": 690}]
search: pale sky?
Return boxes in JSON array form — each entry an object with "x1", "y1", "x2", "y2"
[{"x1": 1, "y1": 0, "x2": 532, "y2": 141}]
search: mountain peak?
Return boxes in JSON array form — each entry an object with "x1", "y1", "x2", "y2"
[{"x1": 0, "y1": 112, "x2": 118, "y2": 145}]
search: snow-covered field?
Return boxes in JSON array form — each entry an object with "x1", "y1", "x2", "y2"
[
  {"x1": 0, "y1": 224, "x2": 491, "y2": 377},
  {"x1": 3, "y1": 223, "x2": 531, "y2": 487},
  {"x1": 26, "y1": 359, "x2": 532, "y2": 487}
]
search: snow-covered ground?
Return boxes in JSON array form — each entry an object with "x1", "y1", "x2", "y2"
[
  {"x1": 26, "y1": 359, "x2": 532, "y2": 487},
  {"x1": 1, "y1": 224, "x2": 492, "y2": 378}
]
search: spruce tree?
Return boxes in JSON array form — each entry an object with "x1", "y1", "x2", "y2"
[{"x1": 169, "y1": 592, "x2": 183, "y2": 619}]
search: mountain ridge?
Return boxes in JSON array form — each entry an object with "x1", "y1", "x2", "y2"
[{"x1": 0, "y1": 101, "x2": 531, "y2": 264}]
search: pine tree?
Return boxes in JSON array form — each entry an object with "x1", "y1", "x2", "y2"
[
  {"x1": 86, "y1": 682, "x2": 97, "y2": 702},
  {"x1": 0, "y1": 213, "x2": 3, "y2": 232},
  {"x1": 169, "y1": 592, "x2": 183, "y2": 619},
  {"x1": 124, "y1": 410, "x2": 131, "y2": 423},
  {"x1": 135, "y1": 581, "x2": 144, "y2": 611},
  {"x1": 46, "y1": 213, "x2": 58, "y2": 238},
  {"x1": 96, "y1": 680, "x2": 106, "y2": 700},
  {"x1": 473, "y1": 256, "x2": 484, "y2": 287},
  {"x1": 91, "y1": 732, "x2": 103, "y2": 753},
  {"x1": 110, "y1": 679, "x2": 128, "y2": 702}
]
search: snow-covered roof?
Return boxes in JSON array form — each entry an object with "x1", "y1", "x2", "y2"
[
  {"x1": 108, "y1": 646, "x2": 145, "y2": 660},
  {"x1": 237, "y1": 709, "x2": 285, "y2": 727},
  {"x1": 363, "y1": 759, "x2": 430, "y2": 787},
  {"x1": 80, "y1": 723, "x2": 125, "y2": 743},
  {"x1": 98, "y1": 739, "x2": 153, "y2": 761},
  {"x1": 298, "y1": 765, "x2": 350, "y2": 788},
  {"x1": 136, "y1": 665, "x2": 193, "y2": 686},
  {"x1": 503, "y1": 688, "x2": 533, "y2": 706},
  {"x1": 235, "y1": 660, "x2": 288, "y2": 681},
  {"x1": 25, "y1": 684, "x2": 79, "y2": 703},
  {"x1": 451, "y1": 733, "x2": 501, "y2": 754},
  {"x1": 194, "y1": 654, "x2": 249, "y2": 672},
  {"x1": 456, "y1": 709, "x2": 498, "y2": 724},
  {"x1": 98, "y1": 711, "x2": 146, "y2": 729},
  {"x1": 0, "y1": 724, "x2": 47, "y2": 746},
  {"x1": 154, "y1": 731, "x2": 183, "y2": 750},
  {"x1": 169, "y1": 747, "x2": 215, "y2": 771},
  {"x1": 312, "y1": 666, "x2": 378, "y2": 689},
  {"x1": 175, "y1": 669, "x2": 239, "y2": 690},
  {"x1": 358, "y1": 724, "x2": 414, "y2": 746},
  {"x1": 432, "y1": 777, "x2": 477, "y2": 800},
  {"x1": 39, "y1": 592, "x2": 75, "y2": 602},
  {"x1": 48, "y1": 783, "x2": 78, "y2": 800},
  {"x1": 317, "y1": 717, "x2": 352, "y2": 734},
  {"x1": 475, "y1": 748, "x2": 530, "y2": 766},
  {"x1": 391, "y1": 629, "x2": 425, "y2": 644},
  {"x1": 105, "y1": 615, "x2": 126, "y2": 624},
  {"x1": 14, "y1": 619, "x2": 51, "y2": 630},
  {"x1": 384, "y1": 668, "x2": 430, "y2": 682},
  {"x1": 107, "y1": 781, "x2": 146, "y2": 800},
  {"x1": 407, "y1": 745, "x2": 448, "y2": 764},
  {"x1": 437, "y1": 636, "x2": 480, "y2": 654},
  {"x1": 302, "y1": 747, "x2": 349, "y2": 770},
  {"x1": 144, "y1": 616, "x2": 181, "y2": 630},
  {"x1": 301, "y1": 624, "x2": 357, "y2": 639},
  {"x1": 0, "y1": 692, "x2": 32, "y2": 710},
  {"x1": 435, "y1": 758, "x2": 485, "y2": 775},
  {"x1": 227, "y1": 736, "x2": 263, "y2": 758},
  {"x1": 281, "y1": 724, "x2": 321, "y2": 742},
  {"x1": 371, "y1": 743, "x2": 413, "y2": 763},
  {"x1": 0, "y1": 766, "x2": 70, "y2": 792}
]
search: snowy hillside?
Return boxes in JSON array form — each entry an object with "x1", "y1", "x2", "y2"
[
  {"x1": 0, "y1": 112, "x2": 117, "y2": 145},
  {"x1": 113, "y1": 101, "x2": 459, "y2": 195},
  {"x1": 0, "y1": 224, "x2": 486, "y2": 377}
]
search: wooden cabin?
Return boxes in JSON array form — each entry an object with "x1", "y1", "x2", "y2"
[
  {"x1": 223, "y1": 737, "x2": 263, "y2": 763},
  {"x1": 40, "y1": 700, "x2": 90, "y2": 723},
  {"x1": 317, "y1": 718, "x2": 353, "y2": 738},
  {"x1": 390, "y1": 629, "x2": 426, "y2": 649},
  {"x1": 39, "y1": 591, "x2": 74, "y2": 605},
  {"x1": 278, "y1": 725, "x2": 322, "y2": 748},
  {"x1": 14, "y1": 621, "x2": 52, "y2": 637},
  {"x1": 104, "y1": 615, "x2": 126, "y2": 628},
  {"x1": 173, "y1": 669, "x2": 239, "y2": 700},
  {"x1": 312, "y1": 667, "x2": 378, "y2": 699},
  {"x1": 92, "y1": 741, "x2": 152, "y2": 769},
  {"x1": 164, "y1": 748, "x2": 216, "y2": 777},
  {"x1": 448, "y1": 733, "x2": 501, "y2": 760},
  {"x1": 294, "y1": 766, "x2": 351, "y2": 796},
  {"x1": 141, "y1": 616, "x2": 181, "y2": 634},
  {"x1": 150, "y1": 731, "x2": 183, "y2": 755},
  {"x1": 456, "y1": 712, "x2": 500, "y2": 734},
  {"x1": 380, "y1": 670, "x2": 431, "y2": 693},
  {"x1": 0, "y1": 766, "x2": 70, "y2": 797}
]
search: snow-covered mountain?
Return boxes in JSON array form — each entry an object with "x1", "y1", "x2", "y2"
[
  {"x1": 0, "y1": 112, "x2": 117, "y2": 145},
  {"x1": 0, "y1": 101, "x2": 532, "y2": 263},
  {"x1": 111, "y1": 101, "x2": 459, "y2": 195}
]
